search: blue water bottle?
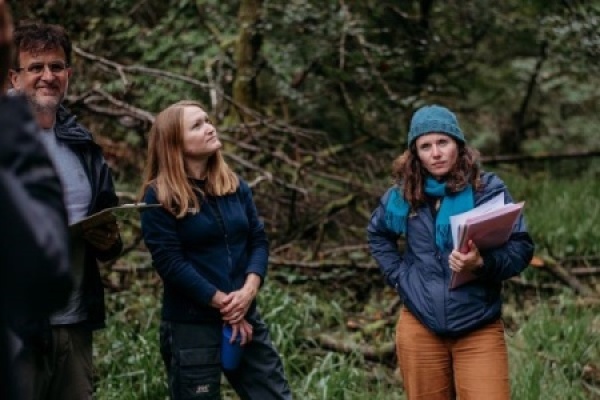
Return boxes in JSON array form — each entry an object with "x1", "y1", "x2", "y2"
[{"x1": 221, "y1": 324, "x2": 243, "y2": 370}]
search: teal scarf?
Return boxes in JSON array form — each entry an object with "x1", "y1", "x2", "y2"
[{"x1": 384, "y1": 177, "x2": 474, "y2": 251}]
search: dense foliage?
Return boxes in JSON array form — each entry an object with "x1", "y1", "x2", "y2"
[
  {"x1": 11, "y1": 1, "x2": 600, "y2": 398},
  {"x1": 12, "y1": 0, "x2": 600, "y2": 246},
  {"x1": 13, "y1": 0, "x2": 600, "y2": 154}
]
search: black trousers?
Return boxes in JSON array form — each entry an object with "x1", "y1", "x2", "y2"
[
  {"x1": 160, "y1": 309, "x2": 292, "y2": 400},
  {"x1": 13, "y1": 325, "x2": 93, "y2": 400}
]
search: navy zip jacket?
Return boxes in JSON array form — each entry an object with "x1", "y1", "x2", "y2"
[
  {"x1": 367, "y1": 172, "x2": 534, "y2": 337},
  {"x1": 141, "y1": 178, "x2": 269, "y2": 323}
]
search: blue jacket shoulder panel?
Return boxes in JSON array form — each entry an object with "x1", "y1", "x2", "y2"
[{"x1": 367, "y1": 186, "x2": 405, "y2": 288}]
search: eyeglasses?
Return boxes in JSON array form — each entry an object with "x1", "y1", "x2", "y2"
[{"x1": 15, "y1": 62, "x2": 69, "y2": 75}]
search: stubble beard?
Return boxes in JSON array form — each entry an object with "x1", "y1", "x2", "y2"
[{"x1": 27, "y1": 91, "x2": 63, "y2": 116}]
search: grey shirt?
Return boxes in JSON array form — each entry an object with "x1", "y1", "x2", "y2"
[{"x1": 39, "y1": 127, "x2": 92, "y2": 325}]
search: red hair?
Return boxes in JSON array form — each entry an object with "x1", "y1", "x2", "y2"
[{"x1": 139, "y1": 100, "x2": 238, "y2": 218}]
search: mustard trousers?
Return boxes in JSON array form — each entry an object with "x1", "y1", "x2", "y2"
[{"x1": 396, "y1": 308, "x2": 510, "y2": 400}]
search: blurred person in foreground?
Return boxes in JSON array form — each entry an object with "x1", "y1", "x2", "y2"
[
  {"x1": 139, "y1": 100, "x2": 292, "y2": 400},
  {"x1": 367, "y1": 105, "x2": 534, "y2": 400},
  {"x1": 0, "y1": 2, "x2": 72, "y2": 399},
  {"x1": 9, "y1": 21, "x2": 122, "y2": 399}
]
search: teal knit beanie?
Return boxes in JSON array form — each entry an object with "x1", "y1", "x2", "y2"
[{"x1": 408, "y1": 105, "x2": 465, "y2": 147}]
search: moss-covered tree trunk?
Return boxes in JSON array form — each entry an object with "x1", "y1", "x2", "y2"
[{"x1": 232, "y1": 0, "x2": 263, "y2": 121}]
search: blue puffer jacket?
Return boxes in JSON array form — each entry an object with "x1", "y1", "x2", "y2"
[{"x1": 367, "y1": 172, "x2": 534, "y2": 337}]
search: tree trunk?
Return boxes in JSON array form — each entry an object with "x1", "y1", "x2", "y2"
[
  {"x1": 498, "y1": 42, "x2": 547, "y2": 155},
  {"x1": 232, "y1": 0, "x2": 263, "y2": 120}
]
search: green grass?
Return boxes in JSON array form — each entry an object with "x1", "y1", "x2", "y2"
[
  {"x1": 95, "y1": 280, "x2": 599, "y2": 400},
  {"x1": 94, "y1": 282, "x2": 166, "y2": 400},
  {"x1": 497, "y1": 167, "x2": 600, "y2": 258},
  {"x1": 508, "y1": 301, "x2": 600, "y2": 400}
]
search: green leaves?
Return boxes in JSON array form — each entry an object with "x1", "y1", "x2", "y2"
[{"x1": 15, "y1": 0, "x2": 600, "y2": 155}]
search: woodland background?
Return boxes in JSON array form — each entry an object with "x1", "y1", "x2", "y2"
[{"x1": 12, "y1": 0, "x2": 600, "y2": 399}]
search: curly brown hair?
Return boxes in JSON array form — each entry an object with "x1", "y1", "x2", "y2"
[
  {"x1": 12, "y1": 21, "x2": 71, "y2": 68},
  {"x1": 392, "y1": 142, "x2": 482, "y2": 210}
]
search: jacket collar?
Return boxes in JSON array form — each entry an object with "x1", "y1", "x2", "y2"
[{"x1": 54, "y1": 104, "x2": 94, "y2": 143}]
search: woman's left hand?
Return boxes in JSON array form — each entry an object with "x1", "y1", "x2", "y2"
[
  {"x1": 448, "y1": 240, "x2": 484, "y2": 273},
  {"x1": 229, "y1": 318, "x2": 254, "y2": 346}
]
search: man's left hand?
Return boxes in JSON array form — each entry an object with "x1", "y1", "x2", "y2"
[{"x1": 83, "y1": 221, "x2": 120, "y2": 251}]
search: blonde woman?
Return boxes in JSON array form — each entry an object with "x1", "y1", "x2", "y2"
[{"x1": 140, "y1": 101, "x2": 291, "y2": 400}]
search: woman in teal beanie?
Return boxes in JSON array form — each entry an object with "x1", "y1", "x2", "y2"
[{"x1": 367, "y1": 105, "x2": 534, "y2": 399}]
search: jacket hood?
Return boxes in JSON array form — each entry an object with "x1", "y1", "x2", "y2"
[{"x1": 477, "y1": 171, "x2": 506, "y2": 203}]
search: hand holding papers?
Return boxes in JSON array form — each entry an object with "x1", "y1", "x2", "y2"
[
  {"x1": 69, "y1": 203, "x2": 160, "y2": 236},
  {"x1": 449, "y1": 193, "x2": 525, "y2": 289}
]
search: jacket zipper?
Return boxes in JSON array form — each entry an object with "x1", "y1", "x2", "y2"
[
  {"x1": 428, "y1": 200, "x2": 448, "y2": 331},
  {"x1": 207, "y1": 197, "x2": 233, "y2": 281}
]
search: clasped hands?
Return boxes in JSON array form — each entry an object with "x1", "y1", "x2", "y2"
[
  {"x1": 448, "y1": 240, "x2": 484, "y2": 274},
  {"x1": 211, "y1": 274, "x2": 261, "y2": 346}
]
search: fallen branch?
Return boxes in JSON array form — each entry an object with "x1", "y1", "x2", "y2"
[
  {"x1": 481, "y1": 150, "x2": 600, "y2": 165},
  {"x1": 289, "y1": 194, "x2": 357, "y2": 240},
  {"x1": 571, "y1": 266, "x2": 600, "y2": 276},
  {"x1": 385, "y1": 298, "x2": 402, "y2": 317},
  {"x1": 320, "y1": 244, "x2": 371, "y2": 256},
  {"x1": 507, "y1": 276, "x2": 564, "y2": 291},
  {"x1": 111, "y1": 263, "x2": 154, "y2": 273},
  {"x1": 535, "y1": 247, "x2": 598, "y2": 297},
  {"x1": 315, "y1": 333, "x2": 395, "y2": 366},
  {"x1": 269, "y1": 256, "x2": 377, "y2": 270},
  {"x1": 542, "y1": 259, "x2": 597, "y2": 297}
]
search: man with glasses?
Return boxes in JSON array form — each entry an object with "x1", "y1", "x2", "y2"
[{"x1": 9, "y1": 21, "x2": 122, "y2": 400}]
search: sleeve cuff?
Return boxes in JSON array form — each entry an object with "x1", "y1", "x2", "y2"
[
  {"x1": 246, "y1": 266, "x2": 266, "y2": 279},
  {"x1": 200, "y1": 286, "x2": 218, "y2": 306},
  {"x1": 474, "y1": 252, "x2": 496, "y2": 277}
]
